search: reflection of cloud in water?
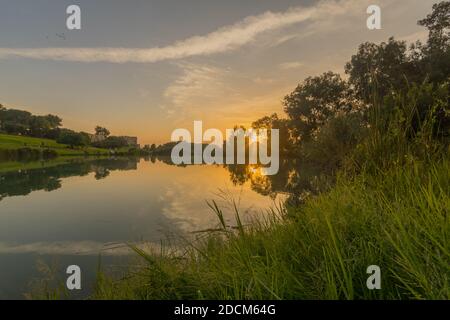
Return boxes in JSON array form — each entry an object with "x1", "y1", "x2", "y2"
[
  {"x1": 160, "y1": 183, "x2": 216, "y2": 232},
  {"x1": 0, "y1": 241, "x2": 159, "y2": 256},
  {"x1": 159, "y1": 166, "x2": 284, "y2": 233}
]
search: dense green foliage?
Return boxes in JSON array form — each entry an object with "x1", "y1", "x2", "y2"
[
  {"x1": 56, "y1": 129, "x2": 91, "y2": 147},
  {"x1": 0, "y1": 105, "x2": 62, "y2": 139},
  {"x1": 256, "y1": 2, "x2": 449, "y2": 163}
]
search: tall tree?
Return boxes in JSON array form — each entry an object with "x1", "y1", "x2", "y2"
[
  {"x1": 417, "y1": 1, "x2": 450, "y2": 84},
  {"x1": 345, "y1": 37, "x2": 411, "y2": 102},
  {"x1": 45, "y1": 114, "x2": 62, "y2": 129},
  {"x1": 57, "y1": 129, "x2": 90, "y2": 148},
  {"x1": 419, "y1": 1, "x2": 450, "y2": 50},
  {"x1": 283, "y1": 72, "x2": 353, "y2": 141},
  {"x1": 0, "y1": 109, "x2": 32, "y2": 135},
  {"x1": 252, "y1": 113, "x2": 293, "y2": 155},
  {"x1": 95, "y1": 126, "x2": 110, "y2": 137}
]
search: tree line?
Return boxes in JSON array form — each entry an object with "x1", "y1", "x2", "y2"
[
  {"x1": 0, "y1": 105, "x2": 131, "y2": 149},
  {"x1": 251, "y1": 1, "x2": 449, "y2": 169}
]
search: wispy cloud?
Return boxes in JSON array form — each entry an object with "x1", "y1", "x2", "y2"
[
  {"x1": 0, "y1": 1, "x2": 352, "y2": 63},
  {"x1": 279, "y1": 61, "x2": 304, "y2": 70},
  {"x1": 398, "y1": 30, "x2": 429, "y2": 44},
  {"x1": 163, "y1": 63, "x2": 231, "y2": 108},
  {"x1": 160, "y1": 62, "x2": 287, "y2": 128}
]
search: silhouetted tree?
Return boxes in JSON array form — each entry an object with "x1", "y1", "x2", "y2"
[
  {"x1": 345, "y1": 37, "x2": 411, "y2": 102},
  {"x1": 252, "y1": 113, "x2": 294, "y2": 155},
  {"x1": 95, "y1": 126, "x2": 110, "y2": 137},
  {"x1": 283, "y1": 72, "x2": 354, "y2": 141},
  {"x1": 417, "y1": 1, "x2": 450, "y2": 84}
]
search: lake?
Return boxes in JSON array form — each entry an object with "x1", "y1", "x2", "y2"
[{"x1": 0, "y1": 157, "x2": 292, "y2": 299}]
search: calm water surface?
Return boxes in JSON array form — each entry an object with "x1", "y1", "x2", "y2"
[{"x1": 0, "y1": 157, "x2": 286, "y2": 299}]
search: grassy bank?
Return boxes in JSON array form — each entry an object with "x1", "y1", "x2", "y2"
[{"x1": 0, "y1": 134, "x2": 109, "y2": 159}]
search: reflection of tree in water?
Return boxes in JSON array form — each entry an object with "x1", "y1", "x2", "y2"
[
  {"x1": 149, "y1": 154, "x2": 336, "y2": 204},
  {"x1": 0, "y1": 158, "x2": 139, "y2": 200},
  {"x1": 0, "y1": 154, "x2": 338, "y2": 205},
  {"x1": 94, "y1": 168, "x2": 110, "y2": 180},
  {"x1": 225, "y1": 159, "x2": 336, "y2": 204}
]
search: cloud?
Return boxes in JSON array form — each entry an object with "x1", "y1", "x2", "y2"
[
  {"x1": 0, "y1": 1, "x2": 353, "y2": 63},
  {"x1": 163, "y1": 63, "x2": 231, "y2": 108},
  {"x1": 253, "y1": 77, "x2": 276, "y2": 84},
  {"x1": 398, "y1": 30, "x2": 429, "y2": 44},
  {"x1": 160, "y1": 62, "x2": 289, "y2": 129},
  {"x1": 270, "y1": 34, "x2": 300, "y2": 47},
  {"x1": 279, "y1": 61, "x2": 304, "y2": 70}
]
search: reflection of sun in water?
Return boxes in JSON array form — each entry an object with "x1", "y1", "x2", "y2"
[
  {"x1": 249, "y1": 131, "x2": 258, "y2": 143},
  {"x1": 249, "y1": 164, "x2": 274, "y2": 180},
  {"x1": 248, "y1": 165, "x2": 272, "y2": 195}
]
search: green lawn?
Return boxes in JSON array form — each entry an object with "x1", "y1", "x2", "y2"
[{"x1": 0, "y1": 133, "x2": 109, "y2": 156}]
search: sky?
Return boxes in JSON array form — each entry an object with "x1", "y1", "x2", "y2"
[{"x1": 0, "y1": 0, "x2": 439, "y2": 145}]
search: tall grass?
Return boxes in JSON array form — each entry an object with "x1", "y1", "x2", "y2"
[{"x1": 91, "y1": 82, "x2": 449, "y2": 300}]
